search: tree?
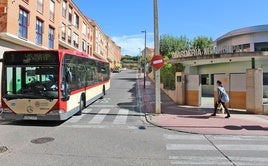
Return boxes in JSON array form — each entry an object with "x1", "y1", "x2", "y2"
[
  {"x1": 159, "y1": 35, "x2": 190, "y2": 89},
  {"x1": 192, "y1": 36, "x2": 213, "y2": 55},
  {"x1": 160, "y1": 34, "x2": 191, "y2": 58}
]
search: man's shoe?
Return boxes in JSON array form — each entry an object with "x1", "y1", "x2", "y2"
[{"x1": 225, "y1": 115, "x2": 230, "y2": 118}]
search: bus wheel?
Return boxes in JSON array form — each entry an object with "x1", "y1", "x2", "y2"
[
  {"x1": 76, "y1": 96, "x2": 84, "y2": 115},
  {"x1": 100, "y1": 86, "x2": 105, "y2": 99}
]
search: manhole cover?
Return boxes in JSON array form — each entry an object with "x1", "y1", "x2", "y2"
[
  {"x1": 31, "y1": 137, "x2": 55, "y2": 144},
  {"x1": 0, "y1": 146, "x2": 8, "y2": 153}
]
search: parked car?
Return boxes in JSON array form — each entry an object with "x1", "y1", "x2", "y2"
[{"x1": 112, "y1": 68, "x2": 120, "y2": 73}]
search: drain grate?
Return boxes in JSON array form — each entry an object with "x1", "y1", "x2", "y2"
[
  {"x1": 31, "y1": 137, "x2": 55, "y2": 144},
  {"x1": 0, "y1": 146, "x2": 8, "y2": 153}
]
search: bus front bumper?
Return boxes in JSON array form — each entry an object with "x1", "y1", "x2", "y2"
[{"x1": 0, "y1": 111, "x2": 70, "y2": 121}]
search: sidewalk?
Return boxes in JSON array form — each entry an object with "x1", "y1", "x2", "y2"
[{"x1": 139, "y1": 74, "x2": 268, "y2": 135}]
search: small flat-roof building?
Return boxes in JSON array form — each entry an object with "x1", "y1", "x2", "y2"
[{"x1": 169, "y1": 25, "x2": 268, "y2": 114}]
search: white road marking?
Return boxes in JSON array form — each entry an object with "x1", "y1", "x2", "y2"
[
  {"x1": 113, "y1": 109, "x2": 129, "y2": 124},
  {"x1": 88, "y1": 109, "x2": 110, "y2": 124}
]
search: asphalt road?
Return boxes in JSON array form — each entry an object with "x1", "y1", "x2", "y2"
[{"x1": 0, "y1": 70, "x2": 268, "y2": 166}]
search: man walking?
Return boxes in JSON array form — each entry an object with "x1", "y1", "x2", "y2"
[{"x1": 211, "y1": 80, "x2": 231, "y2": 118}]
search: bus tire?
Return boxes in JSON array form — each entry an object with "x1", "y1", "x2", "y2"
[
  {"x1": 76, "y1": 96, "x2": 85, "y2": 115},
  {"x1": 100, "y1": 85, "x2": 105, "y2": 99}
]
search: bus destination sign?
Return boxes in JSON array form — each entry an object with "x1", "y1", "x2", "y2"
[{"x1": 4, "y1": 51, "x2": 59, "y2": 65}]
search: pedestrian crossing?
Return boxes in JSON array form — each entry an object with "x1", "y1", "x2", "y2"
[
  {"x1": 88, "y1": 108, "x2": 110, "y2": 124},
  {"x1": 113, "y1": 109, "x2": 129, "y2": 124},
  {"x1": 164, "y1": 134, "x2": 268, "y2": 165},
  {"x1": 66, "y1": 108, "x2": 143, "y2": 126}
]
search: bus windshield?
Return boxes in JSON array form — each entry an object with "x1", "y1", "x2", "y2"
[{"x1": 3, "y1": 66, "x2": 59, "y2": 101}]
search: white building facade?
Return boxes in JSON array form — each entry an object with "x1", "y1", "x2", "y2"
[{"x1": 169, "y1": 25, "x2": 268, "y2": 114}]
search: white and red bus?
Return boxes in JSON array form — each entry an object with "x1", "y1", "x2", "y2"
[{"x1": 0, "y1": 49, "x2": 110, "y2": 120}]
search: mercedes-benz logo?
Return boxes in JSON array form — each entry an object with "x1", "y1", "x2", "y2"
[{"x1": 26, "y1": 106, "x2": 34, "y2": 113}]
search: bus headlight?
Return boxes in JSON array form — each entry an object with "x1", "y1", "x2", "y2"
[{"x1": 2, "y1": 108, "x2": 12, "y2": 113}]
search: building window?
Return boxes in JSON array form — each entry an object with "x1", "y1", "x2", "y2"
[
  {"x1": 210, "y1": 74, "x2": 214, "y2": 85},
  {"x1": 82, "y1": 40, "x2": 86, "y2": 52},
  {"x1": 68, "y1": 6, "x2": 72, "y2": 23},
  {"x1": 263, "y1": 73, "x2": 268, "y2": 85},
  {"x1": 62, "y1": 0, "x2": 67, "y2": 18},
  {"x1": 37, "y1": 0, "x2": 43, "y2": 13},
  {"x1": 73, "y1": 33, "x2": 78, "y2": 48},
  {"x1": 49, "y1": 0, "x2": 55, "y2": 21},
  {"x1": 67, "y1": 28, "x2": 71, "y2": 44},
  {"x1": 18, "y1": 8, "x2": 28, "y2": 39},
  {"x1": 255, "y1": 42, "x2": 268, "y2": 51},
  {"x1": 36, "y1": 19, "x2": 43, "y2": 45},
  {"x1": 61, "y1": 23, "x2": 66, "y2": 41},
  {"x1": 201, "y1": 74, "x2": 209, "y2": 85},
  {"x1": 48, "y1": 26, "x2": 55, "y2": 49},
  {"x1": 73, "y1": 13, "x2": 79, "y2": 28},
  {"x1": 82, "y1": 22, "x2": 87, "y2": 36}
]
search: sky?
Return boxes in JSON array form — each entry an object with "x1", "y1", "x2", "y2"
[{"x1": 73, "y1": 0, "x2": 268, "y2": 56}]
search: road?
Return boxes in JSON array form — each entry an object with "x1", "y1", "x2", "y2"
[{"x1": 0, "y1": 70, "x2": 268, "y2": 166}]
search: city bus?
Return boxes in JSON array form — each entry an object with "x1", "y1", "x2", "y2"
[{"x1": 0, "y1": 49, "x2": 110, "y2": 121}]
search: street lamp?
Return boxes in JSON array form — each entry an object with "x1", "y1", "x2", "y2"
[
  {"x1": 138, "y1": 48, "x2": 141, "y2": 72},
  {"x1": 141, "y1": 30, "x2": 146, "y2": 89}
]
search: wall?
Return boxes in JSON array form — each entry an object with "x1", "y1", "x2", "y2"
[{"x1": 230, "y1": 73, "x2": 246, "y2": 109}]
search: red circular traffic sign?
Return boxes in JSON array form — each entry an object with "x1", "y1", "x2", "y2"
[{"x1": 151, "y1": 55, "x2": 164, "y2": 70}]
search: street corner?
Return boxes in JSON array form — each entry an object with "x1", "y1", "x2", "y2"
[
  {"x1": 145, "y1": 113, "x2": 168, "y2": 125},
  {"x1": 145, "y1": 112, "x2": 268, "y2": 135}
]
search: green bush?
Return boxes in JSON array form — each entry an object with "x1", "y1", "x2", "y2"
[{"x1": 160, "y1": 57, "x2": 183, "y2": 90}]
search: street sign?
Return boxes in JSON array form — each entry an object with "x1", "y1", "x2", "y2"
[{"x1": 151, "y1": 55, "x2": 164, "y2": 70}]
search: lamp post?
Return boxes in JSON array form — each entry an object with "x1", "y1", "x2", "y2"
[
  {"x1": 138, "y1": 48, "x2": 141, "y2": 73},
  {"x1": 141, "y1": 30, "x2": 147, "y2": 89}
]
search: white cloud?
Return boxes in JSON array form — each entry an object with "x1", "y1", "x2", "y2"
[{"x1": 111, "y1": 33, "x2": 154, "y2": 56}]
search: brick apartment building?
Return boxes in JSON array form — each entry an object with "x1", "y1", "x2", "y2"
[
  {"x1": 0, "y1": 0, "x2": 121, "y2": 68},
  {"x1": 141, "y1": 47, "x2": 154, "y2": 57}
]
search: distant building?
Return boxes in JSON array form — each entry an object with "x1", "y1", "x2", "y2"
[
  {"x1": 141, "y1": 47, "x2": 154, "y2": 57},
  {"x1": 0, "y1": 0, "x2": 121, "y2": 68}
]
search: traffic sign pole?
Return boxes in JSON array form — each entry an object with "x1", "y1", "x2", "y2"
[{"x1": 154, "y1": 0, "x2": 161, "y2": 114}]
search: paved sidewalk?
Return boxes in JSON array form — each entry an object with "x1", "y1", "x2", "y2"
[{"x1": 139, "y1": 74, "x2": 268, "y2": 135}]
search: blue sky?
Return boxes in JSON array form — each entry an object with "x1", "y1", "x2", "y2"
[{"x1": 73, "y1": 0, "x2": 268, "y2": 56}]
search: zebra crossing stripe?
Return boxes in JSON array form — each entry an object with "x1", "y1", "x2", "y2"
[
  {"x1": 68, "y1": 114, "x2": 86, "y2": 123},
  {"x1": 68, "y1": 109, "x2": 92, "y2": 123},
  {"x1": 164, "y1": 134, "x2": 205, "y2": 140},
  {"x1": 217, "y1": 144, "x2": 268, "y2": 151},
  {"x1": 113, "y1": 109, "x2": 129, "y2": 124},
  {"x1": 166, "y1": 144, "x2": 215, "y2": 151},
  {"x1": 83, "y1": 108, "x2": 92, "y2": 114},
  {"x1": 88, "y1": 109, "x2": 110, "y2": 124},
  {"x1": 230, "y1": 156, "x2": 268, "y2": 165},
  {"x1": 169, "y1": 156, "x2": 229, "y2": 165}
]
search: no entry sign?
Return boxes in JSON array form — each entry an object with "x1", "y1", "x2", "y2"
[{"x1": 151, "y1": 55, "x2": 164, "y2": 70}]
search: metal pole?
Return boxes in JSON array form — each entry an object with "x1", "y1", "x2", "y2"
[{"x1": 154, "y1": 0, "x2": 161, "y2": 114}]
